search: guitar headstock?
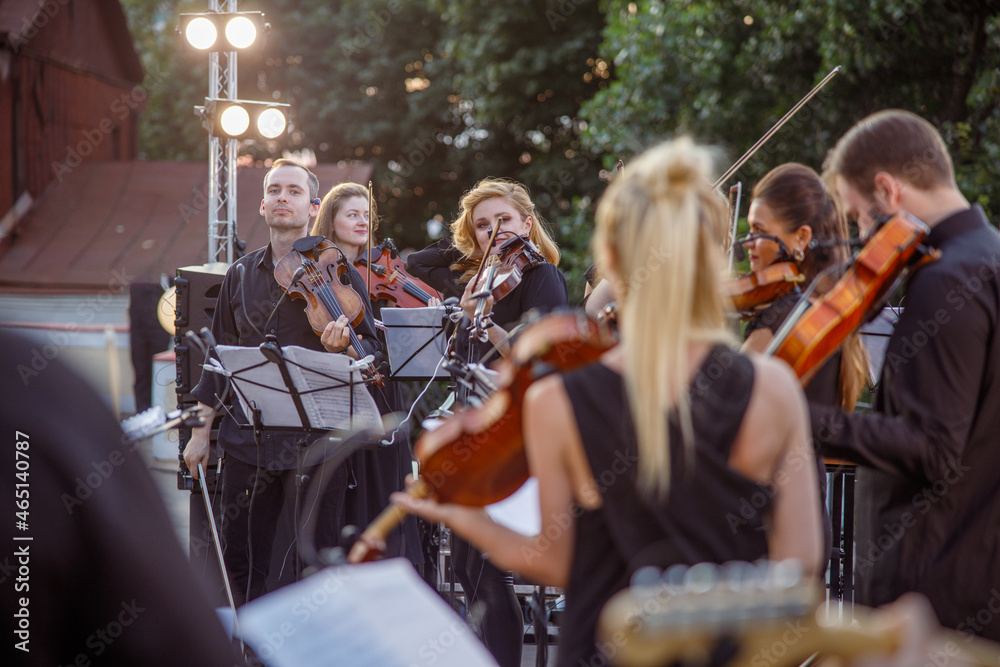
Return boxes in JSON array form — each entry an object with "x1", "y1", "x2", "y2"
[{"x1": 597, "y1": 559, "x2": 837, "y2": 667}]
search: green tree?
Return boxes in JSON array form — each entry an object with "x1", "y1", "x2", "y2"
[{"x1": 581, "y1": 0, "x2": 1000, "y2": 219}]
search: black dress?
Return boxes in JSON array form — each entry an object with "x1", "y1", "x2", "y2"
[
  {"x1": 558, "y1": 346, "x2": 771, "y2": 667},
  {"x1": 744, "y1": 293, "x2": 836, "y2": 568},
  {"x1": 407, "y1": 240, "x2": 568, "y2": 667}
]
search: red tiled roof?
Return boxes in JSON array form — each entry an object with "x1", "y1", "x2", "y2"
[{"x1": 0, "y1": 160, "x2": 373, "y2": 292}]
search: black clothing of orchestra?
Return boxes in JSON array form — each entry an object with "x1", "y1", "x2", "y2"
[
  {"x1": 744, "y1": 292, "x2": 836, "y2": 568},
  {"x1": 191, "y1": 243, "x2": 381, "y2": 470},
  {"x1": 1, "y1": 330, "x2": 238, "y2": 666},
  {"x1": 558, "y1": 346, "x2": 771, "y2": 667},
  {"x1": 407, "y1": 240, "x2": 568, "y2": 667},
  {"x1": 405, "y1": 239, "x2": 465, "y2": 300},
  {"x1": 191, "y1": 242, "x2": 383, "y2": 604},
  {"x1": 407, "y1": 239, "x2": 568, "y2": 366},
  {"x1": 810, "y1": 205, "x2": 1000, "y2": 639},
  {"x1": 348, "y1": 293, "x2": 424, "y2": 568}
]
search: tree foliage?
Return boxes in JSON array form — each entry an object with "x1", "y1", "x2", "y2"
[
  {"x1": 581, "y1": 0, "x2": 1000, "y2": 218},
  {"x1": 122, "y1": 0, "x2": 1000, "y2": 302}
]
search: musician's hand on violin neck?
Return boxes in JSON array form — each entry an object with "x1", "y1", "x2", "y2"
[
  {"x1": 460, "y1": 277, "x2": 493, "y2": 321},
  {"x1": 320, "y1": 315, "x2": 360, "y2": 358}
]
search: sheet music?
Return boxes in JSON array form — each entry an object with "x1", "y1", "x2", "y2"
[
  {"x1": 485, "y1": 477, "x2": 541, "y2": 537},
  {"x1": 216, "y1": 345, "x2": 381, "y2": 431},
  {"x1": 237, "y1": 559, "x2": 498, "y2": 667}
]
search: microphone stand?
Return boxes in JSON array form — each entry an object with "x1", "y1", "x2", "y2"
[{"x1": 259, "y1": 334, "x2": 315, "y2": 582}]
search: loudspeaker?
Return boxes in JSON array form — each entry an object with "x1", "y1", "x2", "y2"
[
  {"x1": 173, "y1": 265, "x2": 226, "y2": 493},
  {"x1": 174, "y1": 265, "x2": 227, "y2": 404}
]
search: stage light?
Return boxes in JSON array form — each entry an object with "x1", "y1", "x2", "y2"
[
  {"x1": 200, "y1": 99, "x2": 290, "y2": 140},
  {"x1": 257, "y1": 108, "x2": 287, "y2": 139},
  {"x1": 225, "y1": 16, "x2": 257, "y2": 49},
  {"x1": 179, "y1": 12, "x2": 267, "y2": 51},
  {"x1": 219, "y1": 106, "x2": 250, "y2": 136},
  {"x1": 184, "y1": 17, "x2": 217, "y2": 50}
]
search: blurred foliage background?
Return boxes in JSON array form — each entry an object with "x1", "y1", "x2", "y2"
[{"x1": 122, "y1": 0, "x2": 1000, "y2": 302}]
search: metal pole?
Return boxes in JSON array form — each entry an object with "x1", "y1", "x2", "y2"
[{"x1": 207, "y1": 0, "x2": 238, "y2": 265}]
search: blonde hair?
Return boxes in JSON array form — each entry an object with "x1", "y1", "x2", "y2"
[
  {"x1": 310, "y1": 182, "x2": 378, "y2": 243},
  {"x1": 449, "y1": 178, "x2": 560, "y2": 282},
  {"x1": 594, "y1": 138, "x2": 734, "y2": 498}
]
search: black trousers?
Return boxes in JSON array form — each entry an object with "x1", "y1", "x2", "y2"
[
  {"x1": 220, "y1": 456, "x2": 349, "y2": 606},
  {"x1": 452, "y1": 535, "x2": 523, "y2": 667}
]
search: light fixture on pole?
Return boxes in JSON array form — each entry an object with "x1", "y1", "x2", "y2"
[
  {"x1": 178, "y1": 11, "x2": 268, "y2": 51},
  {"x1": 199, "y1": 99, "x2": 290, "y2": 140}
]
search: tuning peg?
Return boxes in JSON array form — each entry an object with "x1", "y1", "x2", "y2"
[
  {"x1": 660, "y1": 563, "x2": 688, "y2": 596},
  {"x1": 683, "y1": 562, "x2": 718, "y2": 595},
  {"x1": 630, "y1": 566, "x2": 663, "y2": 594},
  {"x1": 769, "y1": 559, "x2": 804, "y2": 589},
  {"x1": 721, "y1": 560, "x2": 759, "y2": 593}
]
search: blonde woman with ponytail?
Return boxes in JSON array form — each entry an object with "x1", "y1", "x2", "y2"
[{"x1": 392, "y1": 140, "x2": 822, "y2": 667}]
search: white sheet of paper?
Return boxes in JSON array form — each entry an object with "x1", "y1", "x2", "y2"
[
  {"x1": 216, "y1": 344, "x2": 381, "y2": 431},
  {"x1": 237, "y1": 559, "x2": 498, "y2": 667},
  {"x1": 485, "y1": 477, "x2": 541, "y2": 537}
]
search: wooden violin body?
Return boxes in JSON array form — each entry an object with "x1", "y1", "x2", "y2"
[
  {"x1": 475, "y1": 233, "x2": 547, "y2": 303},
  {"x1": 355, "y1": 239, "x2": 440, "y2": 308},
  {"x1": 274, "y1": 235, "x2": 382, "y2": 384},
  {"x1": 726, "y1": 261, "x2": 804, "y2": 317},
  {"x1": 348, "y1": 310, "x2": 617, "y2": 563},
  {"x1": 770, "y1": 212, "x2": 934, "y2": 382}
]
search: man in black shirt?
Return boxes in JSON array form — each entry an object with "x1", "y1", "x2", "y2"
[
  {"x1": 814, "y1": 110, "x2": 1000, "y2": 640},
  {"x1": 183, "y1": 158, "x2": 382, "y2": 604}
]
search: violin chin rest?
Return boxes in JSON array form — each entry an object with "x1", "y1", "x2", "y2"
[{"x1": 293, "y1": 235, "x2": 326, "y2": 253}]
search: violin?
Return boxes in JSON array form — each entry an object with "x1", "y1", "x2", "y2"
[
  {"x1": 273, "y1": 235, "x2": 383, "y2": 385},
  {"x1": 726, "y1": 261, "x2": 805, "y2": 317},
  {"x1": 766, "y1": 211, "x2": 937, "y2": 383},
  {"x1": 470, "y1": 233, "x2": 547, "y2": 340},
  {"x1": 347, "y1": 309, "x2": 617, "y2": 563},
  {"x1": 354, "y1": 239, "x2": 441, "y2": 308}
]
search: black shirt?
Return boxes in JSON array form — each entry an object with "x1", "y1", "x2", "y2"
[
  {"x1": 406, "y1": 240, "x2": 569, "y2": 366},
  {"x1": 191, "y1": 243, "x2": 382, "y2": 471},
  {"x1": 810, "y1": 205, "x2": 1000, "y2": 638},
  {"x1": 558, "y1": 347, "x2": 771, "y2": 667},
  {"x1": 744, "y1": 291, "x2": 838, "y2": 568},
  {"x1": 405, "y1": 239, "x2": 466, "y2": 300}
]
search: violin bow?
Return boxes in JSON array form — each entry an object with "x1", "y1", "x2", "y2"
[
  {"x1": 727, "y1": 182, "x2": 743, "y2": 272},
  {"x1": 367, "y1": 181, "x2": 374, "y2": 294},
  {"x1": 713, "y1": 66, "x2": 841, "y2": 189}
]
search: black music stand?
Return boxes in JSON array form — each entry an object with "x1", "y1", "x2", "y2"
[
  {"x1": 381, "y1": 305, "x2": 452, "y2": 381},
  {"x1": 206, "y1": 342, "x2": 382, "y2": 579}
]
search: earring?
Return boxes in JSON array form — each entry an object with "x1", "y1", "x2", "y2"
[{"x1": 792, "y1": 246, "x2": 805, "y2": 263}]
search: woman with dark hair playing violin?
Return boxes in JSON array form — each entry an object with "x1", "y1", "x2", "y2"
[
  {"x1": 739, "y1": 163, "x2": 870, "y2": 571},
  {"x1": 309, "y1": 182, "x2": 424, "y2": 568},
  {"x1": 405, "y1": 177, "x2": 568, "y2": 667},
  {"x1": 393, "y1": 140, "x2": 823, "y2": 667}
]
